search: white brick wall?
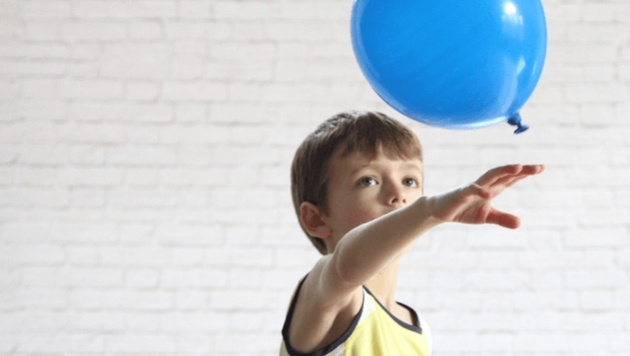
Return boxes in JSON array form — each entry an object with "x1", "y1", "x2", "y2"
[{"x1": 1, "y1": 0, "x2": 629, "y2": 355}]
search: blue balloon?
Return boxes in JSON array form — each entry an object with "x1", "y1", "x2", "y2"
[{"x1": 351, "y1": 0, "x2": 547, "y2": 133}]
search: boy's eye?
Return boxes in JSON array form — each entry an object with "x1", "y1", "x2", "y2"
[
  {"x1": 359, "y1": 177, "x2": 377, "y2": 187},
  {"x1": 403, "y1": 178, "x2": 418, "y2": 187}
]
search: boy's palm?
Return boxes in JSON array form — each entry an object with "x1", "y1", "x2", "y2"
[{"x1": 428, "y1": 164, "x2": 544, "y2": 229}]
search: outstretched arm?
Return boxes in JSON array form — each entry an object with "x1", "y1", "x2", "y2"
[{"x1": 334, "y1": 164, "x2": 545, "y2": 284}]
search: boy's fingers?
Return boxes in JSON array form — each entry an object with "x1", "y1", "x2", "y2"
[
  {"x1": 491, "y1": 164, "x2": 546, "y2": 189},
  {"x1": 521, "y1": 164, "x2": 545, "y2": 175},
  {"x1": 477, "y1": 164, "x2": 523, "y2": 186},
  {"x1": 467, "y1": 183, "x2": 491, "y2": 199},
  {"x1": 487, "y1": 209, "x2": 520, "y2": 229},
  {"x1": 480, "y1": 164, "x2": 545, "y2": 188}
]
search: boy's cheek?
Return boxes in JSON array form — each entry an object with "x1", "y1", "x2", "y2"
[{"x1": 345, "y1": 208, "x2": 378, "y2": 231}]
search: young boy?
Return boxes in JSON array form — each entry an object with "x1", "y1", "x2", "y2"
[{"x1": 280, "y1": 111, "x2": 544, "y2": 355}]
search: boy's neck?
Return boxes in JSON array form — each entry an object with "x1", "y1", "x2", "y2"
[{"x1": 364, "y1": 258, "x2": 400, "y2": 308}]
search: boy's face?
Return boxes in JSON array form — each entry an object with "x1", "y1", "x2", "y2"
[{"x1": 322, "y1": 144, "x2": 424, "y2": 245}]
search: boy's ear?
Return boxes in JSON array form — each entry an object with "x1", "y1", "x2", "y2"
[{"x1": 299, "y1": 202, "x2": 332, "y2": 239}]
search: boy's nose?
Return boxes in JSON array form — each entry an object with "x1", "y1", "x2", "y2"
[{"x1": 386, "y1": 184, "x2": 407, "y2": 206}]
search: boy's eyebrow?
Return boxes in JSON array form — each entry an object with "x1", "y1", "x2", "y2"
[
  {"x1": 348, "y1": 162, "x2": 372, "y2": 177},
  {"x1": 348, "y1": 161, "x2": 423, "y2": 176}
]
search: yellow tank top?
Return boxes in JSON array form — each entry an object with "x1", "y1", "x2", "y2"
[{"x1": 280, "y1": 277, "x2": 432, "y2": 356}]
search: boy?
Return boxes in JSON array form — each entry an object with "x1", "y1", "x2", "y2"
[{"x1": 280, "y1": 111, "x2": 544, "y2": 355}]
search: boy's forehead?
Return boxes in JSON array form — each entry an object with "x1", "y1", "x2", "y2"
[{"x1": 329, "y1": 146, "x2": 423, "y2": 177}]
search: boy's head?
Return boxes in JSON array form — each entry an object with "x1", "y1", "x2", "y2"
[{"x1": 291, "y1": 111, "x2": 423, "y2": 255}]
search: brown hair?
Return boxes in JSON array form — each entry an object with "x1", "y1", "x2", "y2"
[{"x1": 290, "y1": 111, "x2": 423, "y2": 254}]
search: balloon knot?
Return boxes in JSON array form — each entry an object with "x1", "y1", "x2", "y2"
[{"x1": 507, "y1": 114, "x2": 529, "y2": 134}]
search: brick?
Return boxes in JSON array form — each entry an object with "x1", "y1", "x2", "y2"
[
  {"x1": 106, "y1": 335, "x2": 176, "y2": 353},
  {"x1": 66, "y1": 246, "x2": 99, "y2": 265},
  {"x1": 0, "y1": 168, "x2": 13, "y2": 185},
  {"x1": 580, "y1": 4, "x2": 615, "y2": 22},
  {"x1": 0, "y1": 245, "x2": 64, "y2": 264},
  {"x1": 129, "y1": 21, "x2": 163, "y2": 40},
  {"x1": 15, "y1": 334, "x2": 71, "y2": 353},
  {"x1": 0, "y1": 42, "x2": 66, "y2": 59},
  {"x1": 125, "y1": 269, "x2": 159, "y2": 288},
  {"x1": 482, "y1": 333, "x2": 512, "y2": 352},
  {"x1": 513, "y1": 291, "x2": 579, "y2": 311},
  {"x1": 49, "y1": 222, "x2": 118, "y2": 243},
  {"x1": 162, "y1": 268, "x2": 227, "y2": 288},
  {"x1": 209, "y1": 103, "x2": 269, "y2": 123},
  {"x1": 211, "y1": 290, "x2": 276, "y2": 311},
  {"x1": 121, "y1": 291, "x2": 173, "y2": 310},
  {"x1": 566, "y1": 84, "x2": 629, "y2": 104},
  {"x1": 101, "y1": 44, "x2": 170, "y2": 79},
  {"x1": 432, "y1": 332, "x2": 480, "y2": 352},
  {"x1": 209, "y1": 42, "x2": 275, "y2": 61},
  {"x1": 62, "y1": 22, "x2": 126, "y2": 41},
  {"x1": 23, "y1": 21, "x2": 61, "y2": 40},
  {"x1": 165, "y1": 22, "x2": 208, "y2": 40},
  {"x1": 465, "y1": 271, "x2": 529, "y2": 290},
  {"x1": 160, "y1": 124, "x2": 228, "y2": 144},
  {"x1": 57, "y1": 167, "x2": 123, "y2": 186},
  {"x1": 226, "y1": 83, "x2": 262, "y2": 102},
  {"x1": 74, "y1": 1, "x2": 177, "y2": 19},
  {"x1": 70, "y1": 335, "x2": 105, "y2": 353},
  {"x1": 162, "y1": 81, "x2": 227, "y2": 101},
  {"x1": 124, "y1": 168, "x2": 159, "y2": 187},
  {"x1": 206, "y1": 59, "x2": 274, "y2": 81},
  {"x1": 160, "y1": 167, "x2": 227, "y2": 187},
  {"x1": 155, "y1": 224, "x2": 223, "y2": 246},
  {"x1": 514, "y1": 334, "x2": 568, "y2": 352},
  {"x1": 224, "y1": 226, "x2": 259, "y2": 246},
  {"x1": 176, "y1": 335, "x2": 213, "y2": 352},
  {"x1": 565, "y1": 228, "x2": 630, "y2": 247},
  {"x1": 175, "y1": 291, "x2": 207, "y2": 310},
  {"x1": 160, "y1": 312, "x2": 220, "y2": 332},
  {"x1": 0, "y1": 336, "x2": 18, "y2": 353},
  {"x1": 566, "y1": 270, "x2": 628, "y2": 288},
  {"x1": 125, "y1": 313, "x2": 160, "y2": 332},
  {"x1": 566, "y1": 24, "x2": 624, "y2": 43},
  {"x1": 231, "y1": 21, "x2": 265, "y2": 41},
  {"x1": 179, "y1": 1, "x2": 212, "y2": 19},
  {"x1": 0, "y1": 15, "x2": 19, "y2": 39},
  {"x1": 17, "y1": 99, "x2": 67, "y2": 120},
  {"x1": 126, "y1": 81, "x2": 160, "y2": 101},
  {"x1": 531, "y1": 271, "x2": 564, "y2": 290},
  {"x1": 0, "y1": 80, "x2": 19, "y2": 101},
  {"x1": 228, "y1": 269, "x2": 262, "y2": 288},
  {"x1": 21, "y1": 78, "x2": 57, "y2": 98},
  {"x1": 22, "y1": 1, "x2": 71, "y2": 19},
  {"x1": 213, "y1": 2, "x2": 274, "y2": 20},
  {"x1": 68, "y1": 145, "x2": 106, "y2": 164},
  {"x1": 211, "y1": 188, "x2": 277, "y2": 209},
  {"x1": 266, "y1": 22, "x2": 334, "y2": 41},
  {"x1": 101, "y1": 246, "x2": 170, "y2": 267},
  {"x1": 58, "y1": 79, "x2": 123, "y2": 100},
  {"x1": 518, "y1": 251, "x2": 582, "y2": 269},
  {"x1": 175, "y1": 103, "x2": 207, "y2": 122},
  {"x1": 580, "y1": 290, "x2": 613, "y2": 311},
  {"x1": 171, "y1": 247, "x2": 204, "y2": 266},
  {"x1": 466, "y1": 227, "x2": 529, "y2": 248},
  {"x1": 107, "y1": 146, "x2": 176, "y2": 165},
  {"x1": 0, "y1": 188, "x2": 69, "y2": 208},
  {"x1": 16, "y1": 289, "x2": 66, "y2": 309},
  {"x1": 57, "y1": 267, "x2": 123, "y2": 288}
]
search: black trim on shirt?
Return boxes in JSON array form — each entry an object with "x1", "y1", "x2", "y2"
[
  {"x1": 363, "y1": 286, "x2": 423, "y2": 335},
  {"x1": 281, "y1": 274, "x2": 365, "y2": 356}
]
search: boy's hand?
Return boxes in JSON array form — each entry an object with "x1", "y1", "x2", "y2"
[{"x1": 427, "y1": 164, "x2": 545, "y2": 229}]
